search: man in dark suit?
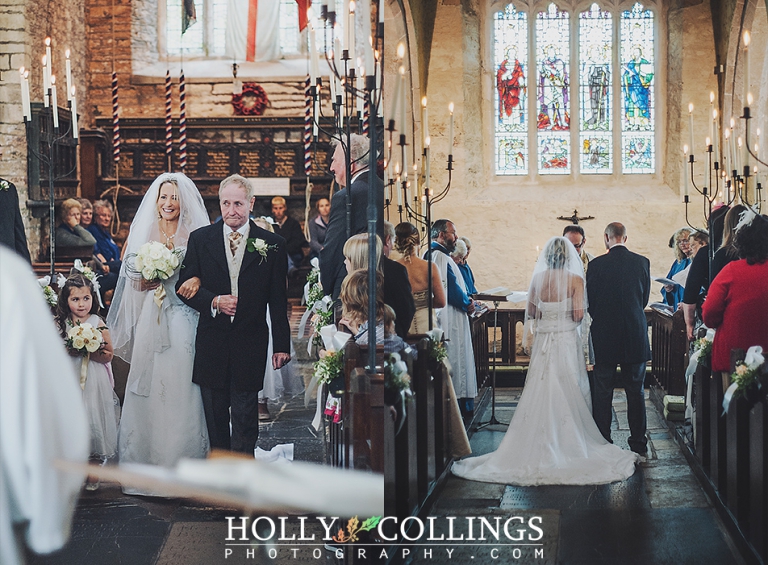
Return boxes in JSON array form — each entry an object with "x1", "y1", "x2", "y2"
[
  {"x1": 321, "y1": 133, "x2": 384, "y2": 300},
  {"x1": 382, "y1": 221, "x2": 415, "y2": 338},
  {"x1": 586, "y1": 222, "x2": 651, "y2": 456},
  {"x1": 271, "y1": 196, "x2": 307, "y2": 269},
  {"x1": 177, "y1": 174, "x2": 291, "y2": 454},
  {"x1": 0, "y1": 177, "x2": 31, "y2": 262}
]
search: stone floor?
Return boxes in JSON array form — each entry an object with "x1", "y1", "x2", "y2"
[{"x1": 409, "y1": 388, "x2": 747, "y2": 565}]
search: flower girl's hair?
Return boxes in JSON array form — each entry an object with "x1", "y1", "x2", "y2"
[{"x1": 55, "y1": 274, "x2": 100, "y2": 336}]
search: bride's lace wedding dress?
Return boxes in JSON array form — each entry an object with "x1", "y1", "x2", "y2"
[{"x1": 452, "y1": 297, "x2": 639, "y2": 486}]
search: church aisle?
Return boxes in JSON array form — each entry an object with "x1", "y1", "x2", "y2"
[{"x1": 414, "y1": 388, "x2": 746, "y2": 565}]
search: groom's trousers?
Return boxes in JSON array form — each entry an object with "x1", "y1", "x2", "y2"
[
  {"x1": 200, "y1": 384, "x2": 260, "y2": 454},
  {"x1": 592, "y1": 362, "x2": 648, "y2": 454}
]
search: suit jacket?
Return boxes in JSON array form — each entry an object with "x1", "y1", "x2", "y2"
[
  {"x1": 176, "y1": 220, "x2": 290, "y2": 392},
  {"x1": 320, "y1": 171, "x2": 385, "y2": 299},
  {"x1": 273, "y1": 215, "x2": 307, "y2": 258},
  {"x1": 381, "y1": 256, "x2": 415, "y2": 339},
  {"x1": 0, "y1": 179, "x2": 31, "y2": 262},
  {"x1": 586, "y1": 245, "x2": 651, "y2": 365}
]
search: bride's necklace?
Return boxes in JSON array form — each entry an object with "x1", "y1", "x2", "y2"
[{"x1": 158, "y1": 222, "x2": 178, "y2": 249}]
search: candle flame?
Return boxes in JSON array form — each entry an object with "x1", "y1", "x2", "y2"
[
  {"x1": 398, "y1": 65, "x2": 405, "y2": 76},
  {"x1": 747, "y1": 93, "x2": 753, "y2": 105},
  {"x1": 724, "y1": 129, "x2": 730, "y2": 139},
  {"x1": 449, "y1": 102, "x2": 454, "y2": 113},
  {"x1": 688, "y1": 103, "x2": 694, "y2": 113},
  {"x1": 71, "y1": 85, "x2": 76, "y2": 97},
  {"x1": 19, "y1": 66, "x2": 24, "y2": 74},
  {"x1": 683, "y1": 144, "x2": 688, "y2": 153},
  {"x1": 23, "y1": 70, "x2": 28, "y2": 79},
  {"x1": 50, "y1": 74, "x2": 56, "y2": 85},
  {"x1": 710, "y1": 91, "x2": 715, "y2": 103},
  {"x1": 425, "y1": 136, "x2": 431, "y2": 147},
  {"x1": 743, "y1": 30, "x2": 751, "y2": 47},
  {"x1": 42, "y1": 55, "x2": 47, "y2": 66},
  {"x1": 45, "y1": 37, "x2": 51, "y2": 46},
  {"x1": 713, "y1": 109, "x2": 718, "y2": 119},
  {"x1": 730, "y1": 117, "x2": 735, "y2": 128},
  {"x1": 349, "y1": 1, "x2": 355, "y2": 13},
  {"x1": 757, "y1": 128, "x2": 761, "y2": 136},
  {"x1": 66, "y1": 49, "x2": 70, "y2": 58},
  {"x1": 706, "y1": 137, "x2": 711, "y2": 146},
  {"x1": 421, "y1": 97, "x2": 427, "y2": 108},
  {"x1": 737, "y1": 137, "x2": 743, "y2": 147},
  {"x1": 397, "y1": 42, "x2": 405, "y2": 59}
]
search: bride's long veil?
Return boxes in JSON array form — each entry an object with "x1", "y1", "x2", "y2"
[
  {"x1": 107, "y1": 173, "x2": 210, "y2": 363},
  {"x1": 522, "y1": 236, "x2": 588, "y2": 353}
]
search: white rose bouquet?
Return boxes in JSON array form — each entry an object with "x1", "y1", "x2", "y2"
[
  {"x1": 246, "y1": 237, "x2": 278, "y2": 263},
  {"x1": 127, "y1": 241, "x2": 183, "y2": 314},
  {"x1": 65, "y1": 321, "x2": 106, "y2": 389}
]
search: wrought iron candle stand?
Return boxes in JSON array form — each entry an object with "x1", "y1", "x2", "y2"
[{"x1": 24, "y1": 100, "x2": 78, "y2": 281}]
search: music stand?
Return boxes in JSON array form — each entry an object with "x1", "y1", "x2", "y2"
[{"x1": 474, "y1": 288, "x2": 513, "y2": 429}]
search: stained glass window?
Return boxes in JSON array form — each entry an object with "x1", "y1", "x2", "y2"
[
  {"x1": 579, "y1": 4, "x2": 612, "y2": 173},
  {"x1": 620, "y1": 3, "x2": 655, "y2": 173},
  {"x1": 494, "y1": 5, "x2": 528, "y2": 175},
  {"x1": 492, "y1": 1, "x2": 654, "y2": 177},
  {"x1": 536, "y1": 4, "x2": 570, "y2": 174}
]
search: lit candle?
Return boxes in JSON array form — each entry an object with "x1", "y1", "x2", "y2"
[
  {"x1": 42, "y1": 55, "x2": 49, "y2": 107},
  {"x1": 375, "y1": 50, "x2": 382, "y2": 117},
  {"x1": 348, "y1": 1, "x2": 355, "y2": 58},
  {"x1": 356, "y1": 59, "x2": 364, "y2": 115},
  {"x1": 713, "y1": 109, "x2": 719, "y2": 164},
  {"x1": 709, "y1": 92, "x2": 714, "y2": 145},
  {"x1": 737, "y1": 136, "x2": 744, "y2": 173},
  {"x1": 729, "y1": 118, "x2": 737, "y2": 172},
  {"x1": 50, "y1": 74, "x2": 59, "y2": 128},
  {"x1": 743, "y1": 31, "x2": 751, "y2": 107},
  {"x1": 399, "y1": 67, "x2": 406, "y2": 134},
  {"x1": 44, "y1": 37, "x2": 52, "y2": 93},
  {"x1": 424, "y1": 136, "x2": 430, "y2": 191},
  {"x1": 364, "y1": 35, "x2": 374, "y2": 77},
  {"x1": 723, "y1": 128, "x2": 731, "y2": 172},
  {"x1": 396, "y1": 175, "x2": 402, "y2": 206},
  {"x1": 341, "y1": 1, "x2": 349, "y2": 51},
  {"x1": 448, "y1": 102, "x2": 454, "y2": 156},
  {"x1": 65, "y1": 49, "x2": 72, "y2": 101},
  {"x1": 71, "y1": 86, "x2": 78, "y2": 138},
  {"x1": 421, "y1": 97, "x2": 428, "y2": 152},
  {"x1": 19, "y1": 68, "x2": 30, "y2": 121},
  {"x1": 389, "y1": 65, "x2": 401, "y2": 129},
  {"x1": 688, "y1": 103, "x2": 694, "y2": 156},
  {"x1": 683, "y1": 145, "x2": 689, "y2": 196},
  {"x1": 308, "y1": 16, "x2": 319, "y2": 86}
]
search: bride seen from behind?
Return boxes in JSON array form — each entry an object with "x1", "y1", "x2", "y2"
[
  {"x1": 107, "y1": 173, "x2": 210, "y2": 494},
  {"x1": 394, "y1": 222, "x2": 447, "y2": 334},
  {"x1": 452, "y1": 236, "x2": 639, "y2": 486}
]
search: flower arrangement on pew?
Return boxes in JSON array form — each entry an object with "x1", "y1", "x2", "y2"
[
  {"x1": 427, "y1": 328, "x2": 447, "y2": 364},
  {"x1": 730, "y1": 346, "x2": 765, "y2": 399},
  {"x1": 298, "y1": 259, "x2": 335, "y2": 352},
  {"x1": 384, "y1": 352, "x2": 413, "y2": 434},
  {"x1": 305, "y1": 325, "x2": 351, "y2": 429},
  {"x1": 38, "y1": 273, "x2": 66, "y2": 308},
  {"x1": 693, "y1": 334, "x2": 713, "y2": 365}
]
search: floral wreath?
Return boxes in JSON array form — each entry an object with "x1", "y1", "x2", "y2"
[{"x1": 232, "y1": 83, "x2": 269, "y2": 116}]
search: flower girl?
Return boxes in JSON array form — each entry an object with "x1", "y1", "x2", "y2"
[{"x1": 56, "y1": 274, "x2": 120, "y2": 489}]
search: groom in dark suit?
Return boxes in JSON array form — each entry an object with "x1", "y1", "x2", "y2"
[
  {"x1": 586, "y1": 222, "x2": 651, "y2": 455},
  {"x1": 177, "y1": 174, "x2": 291, "y2": 454}
]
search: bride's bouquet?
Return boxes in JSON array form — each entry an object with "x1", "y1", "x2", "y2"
[
  {"x1": 127, "y1": 241, "x2": 183, "y2": 313},
  {"x1": 66, "y1": 321, "x2": 106, "y2": 390}
]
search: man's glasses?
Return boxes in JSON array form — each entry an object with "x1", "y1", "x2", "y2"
[{"x1": 573, "y1": 241, "x2": 584, "y2": 250}]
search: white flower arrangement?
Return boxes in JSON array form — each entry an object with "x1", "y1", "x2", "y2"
[
  {"x1": 132, "y1": 241, "x2": 182, "y2": 281},
  {"x1": 65, "y1": 321, "x2": 106, "y2": 389},
  {"x1": 730, "y1": 346, "x2": 765, "y2": 399},
  {"x1": 38, "y1": 275, "x2": 58, "y2": 306},
  {"x1": 384, "y1": 352, "x2": 412, "y2": 394},
  {"x1": 0, "y1": 179, "x2": 10, "y2": 191}
]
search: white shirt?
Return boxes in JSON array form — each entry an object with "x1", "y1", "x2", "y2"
[{"x1": 349, "y1": 167, "x2": 370, "y2": 186}]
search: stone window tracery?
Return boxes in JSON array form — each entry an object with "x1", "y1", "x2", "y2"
[{"x1": 493, "y1": 1, "x2": 656, "y2": 176}]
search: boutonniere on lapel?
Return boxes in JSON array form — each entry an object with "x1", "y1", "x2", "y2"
[
  {"x1": 0, "y1": 180, "x2": 9, "y2": 191},
  {"x1": 246, "y1": 237, "x2": 278, "y2": 263}
]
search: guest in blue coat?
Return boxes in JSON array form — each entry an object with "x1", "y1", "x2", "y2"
[
  {"x1": 87, "y1": 199, "x2": 122, "y2": 298},
  {"x1": 451, "y1": 236, "x2": 478, "y2": 296},
  {"x1": 661, "y1": 227, "x2": 692, "y2": 310}
]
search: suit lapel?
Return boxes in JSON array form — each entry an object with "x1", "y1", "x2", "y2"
[
  {"x1": 205, "y1": 223, "x2": 230, "y2": 274},
  {"x1": 239, "y1": 220, "x2": 260, "y2": 274}
]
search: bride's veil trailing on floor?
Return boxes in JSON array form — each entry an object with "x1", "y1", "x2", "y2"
[{"x1": 522, "y1": 236, "x2": 588, "y2": 355}]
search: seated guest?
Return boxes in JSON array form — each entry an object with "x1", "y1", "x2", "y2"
[
  {"x1": 271, "y1": 196, "x2": 307, "y2": 269},
  {"x1": 703, "y1": 211, "x2": 768, "y2": 391},
  {"x1": 308, "y1": 197, "x2": 331, "y2": 260},
  {"x1": 383, "y1": 221, "x2": 415, "y2": 338},
  {"x1": 87, "y1": 199, "x2": 121, "y2": 296},
  {"x1": 451, "y1": 236, "x2": 478, "y2": 296},
  {"x1": 0, "y1": 171, "x2": 31, "y2": 262},
  {"x1": 55, "y1": 198, "x2": 96, "y2": 252},
  {"x1": 661, "y1": 227, "x2": 692, "y2": 310},
  {"x1": 395, "y1": 221, "x2": 446, "y2": 335},
  {"x1": 688, "y1": 229, "x2": 709, "y2": 257},
  {"x1": 339, "y1": 269, "x2": 409, "y2": 355},
  {"x1": 711, "y1": 204, "x2": 746, "y2": 281},
  {"x1": 343, "y1": 232, "x2": 413, "y2": 338},
  {"x1": 77, "y1": 197, "x2": 94, "y2": 229}
]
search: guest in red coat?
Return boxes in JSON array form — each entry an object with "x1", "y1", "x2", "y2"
[{"x1": 702, "y1": 212, "x2": 768, "y2": 389}]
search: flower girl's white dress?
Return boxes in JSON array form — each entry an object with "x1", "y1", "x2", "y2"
[{"x1": 70, "y1": 314, "x2": 120, "y2": 460}]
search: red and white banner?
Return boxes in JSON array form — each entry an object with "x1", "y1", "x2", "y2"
[{"x1": 225, "y1": 0, "x2": 280, "y2": 63}]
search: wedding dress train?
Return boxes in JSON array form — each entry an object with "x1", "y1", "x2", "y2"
[{"x1": 452, "y1": 298, "x2": 638, "y2": 486}]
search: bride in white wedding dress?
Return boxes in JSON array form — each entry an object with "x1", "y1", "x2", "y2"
[
  {"x1": 452, "y1": 237, "x2": 639, "y2": 485},
  {"x1": 107, "y1": 173, "x2": 210, "y2": 494}
]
